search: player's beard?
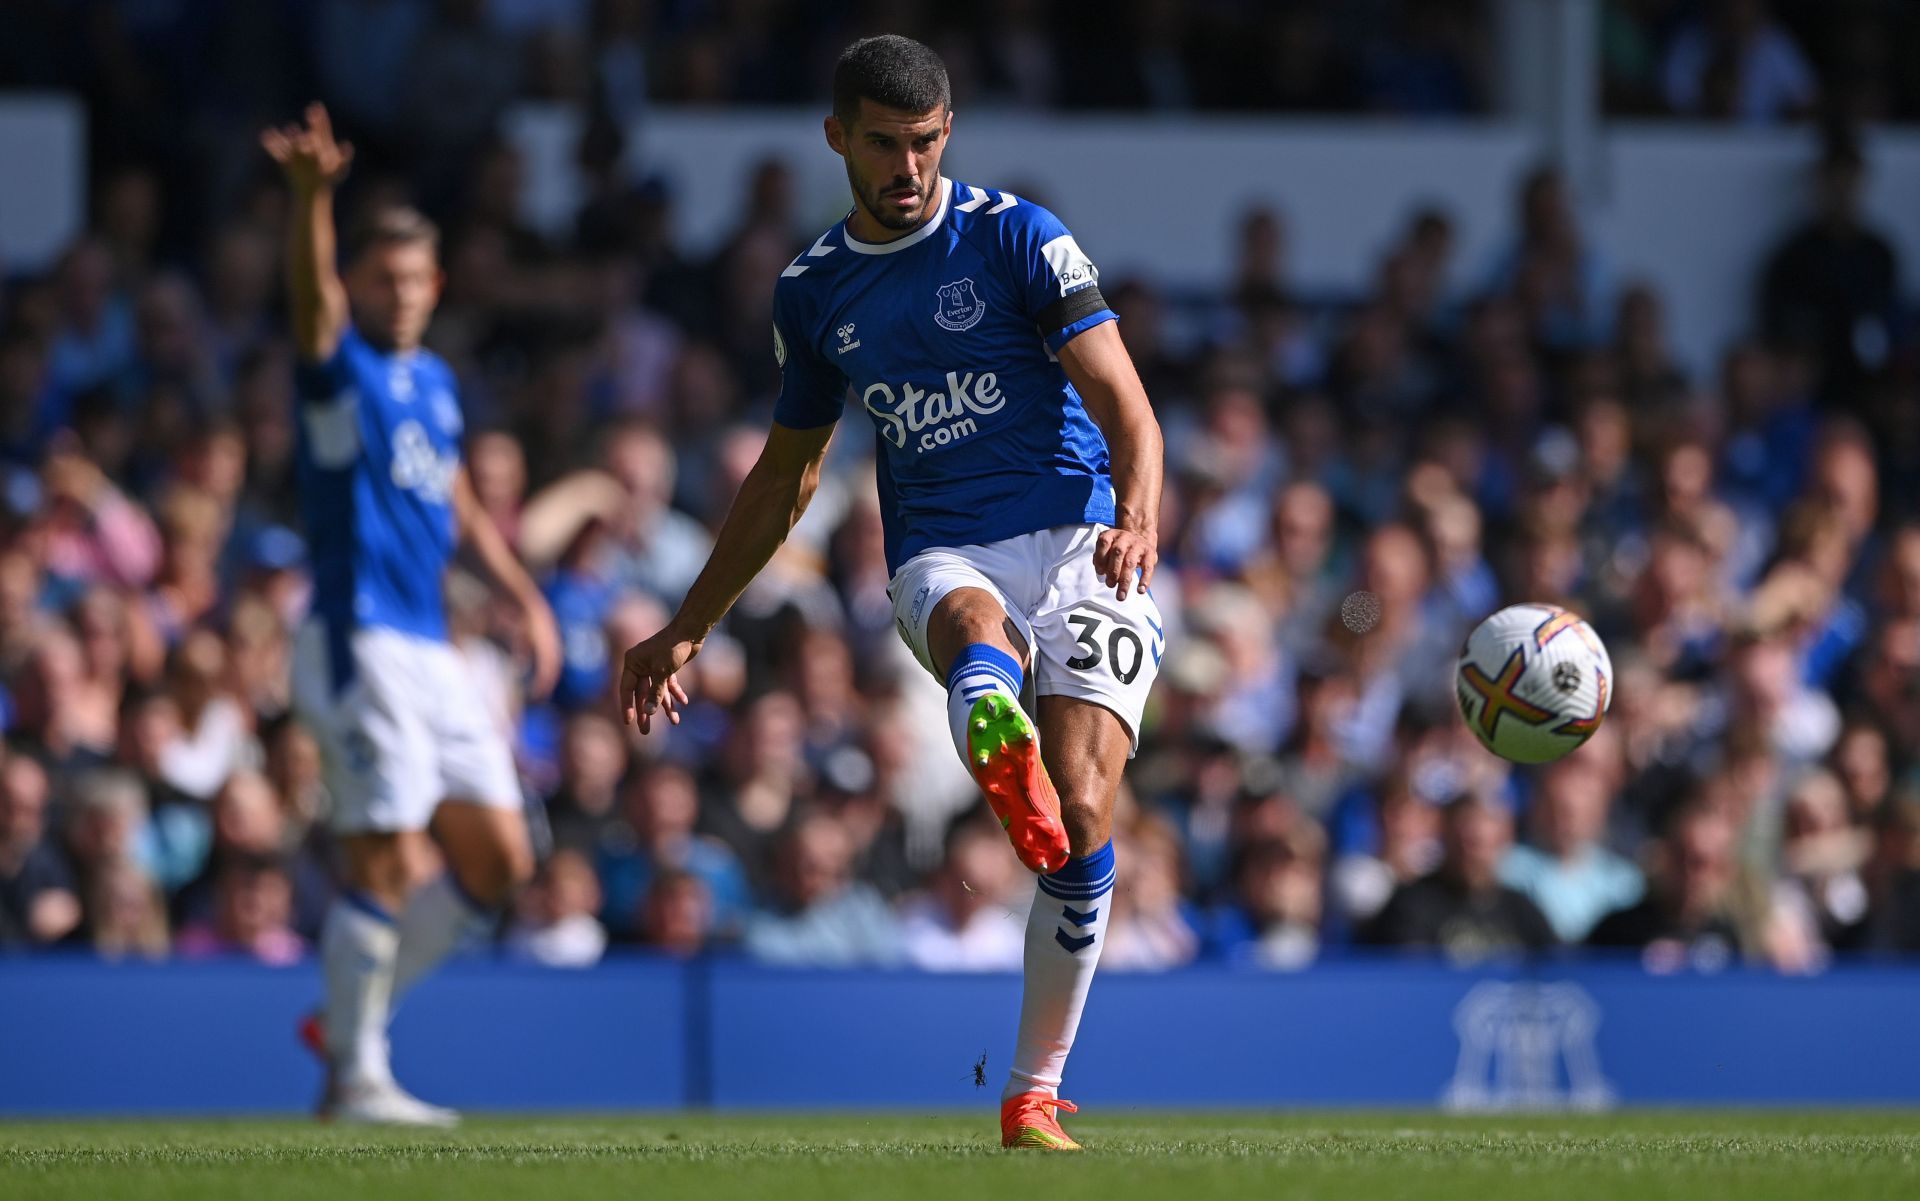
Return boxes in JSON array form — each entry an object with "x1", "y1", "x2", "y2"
[{"x1": 851, "y1": 165, "x2": 931, "y2": 232}]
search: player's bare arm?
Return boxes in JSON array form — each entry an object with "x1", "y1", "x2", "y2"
[
  {"x1": 1057, "y1": 321, "x2": 1164, "y2": 602},
  {"x1": 453, "y1": 469, "x2": 561, "y2": 700},
  {"x1": 619, "y1": 420, "x2": 836, "y2": 732},
  {"x1": 261, "y1": 103, "x2": 353, "y2": 362}
]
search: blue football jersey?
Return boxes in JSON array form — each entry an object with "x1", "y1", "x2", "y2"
[
  {"x1": 293, "y1": 327, "x2": 463, "y2": 659},
  {"x1": 771, "y1": 177, "x2": 1119, "y2": 571}
]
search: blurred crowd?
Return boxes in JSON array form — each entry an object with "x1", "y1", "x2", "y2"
[{"x1": 2, "y1": 5, "x2": 1920, "y2": 977}]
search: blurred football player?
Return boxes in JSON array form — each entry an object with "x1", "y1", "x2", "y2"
[
  {"x1": 263, "y1": 105, "x2": 561, "y2": 1126},
  {"x1": 619, "y1": 36, "x2": 1166, "y2": 1150}
]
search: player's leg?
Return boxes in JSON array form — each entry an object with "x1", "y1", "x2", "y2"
[
  {"x1": 320, "y1": 831, "x2": 406, "y2": 1082},
  {"x1": 389, "y1": 799, "x2": 532, "y2": 1008},
  {"x1": 294, "y1": 624, "x2": 456, "y2": 1126},
  {"x1": 391, "y1": 642, "x2": 533, "y2": 1008},
  {"x1": 999, "y1": 695, "x2": 1125, "y2": 1150},
  {"x1": 1000, "y1": 523, "x2": 1165, "y2": 1149},
  {"x1": 899, "y1": 553, "x2": 1069, "y2": 873}
]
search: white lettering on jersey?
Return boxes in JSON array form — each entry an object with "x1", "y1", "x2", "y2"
[
  {"x1": 304, "y1": 390, "x2": 363, "y2": 469},
  {"x1": 862, "y1": 371, "x2": 1003, "y2": 452},
  {"x1": 1039, "y1": 234, "x2": 1098, "y2": 295},
  {"x1": 389, "y1": 419, "x2": 459, "y2": 503}
]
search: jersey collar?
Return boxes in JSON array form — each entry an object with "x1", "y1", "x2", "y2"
[{"x1": 842, "y1": 177, "x2": 953, "y2": 256}]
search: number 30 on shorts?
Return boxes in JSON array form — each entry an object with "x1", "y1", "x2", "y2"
[{"x1": 1064, "y1": 610, "x2": 1152, "y2": 685}]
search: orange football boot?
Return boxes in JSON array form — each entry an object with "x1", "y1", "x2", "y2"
[
  {"x1": 967, "y1": 694, "x2": 1071, "y2": 874},
  {"x1": 1000, "y1": 1092, "x2": 1083, "y2": 1151}
]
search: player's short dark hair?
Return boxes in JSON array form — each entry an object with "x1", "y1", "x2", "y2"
[
  {"x1": 346, "y1": 206, "x2": 440, "y2": 264},
  {"x1": 832, "y1": 35, "x2": 950, "y2": 127}
]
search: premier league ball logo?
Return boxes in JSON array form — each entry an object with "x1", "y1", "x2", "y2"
[{"x1": 934, "y1": 278, "x2": 986, "y2": 332}]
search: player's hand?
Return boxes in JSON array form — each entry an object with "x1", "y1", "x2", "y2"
[
  {"x1": 1093, "y1": 526, "x2": 1158, "y2": 601},
  {"x1": 523, "y1": 599, "x2": 563, "y2": 702},
  {"x1": 260, "y1": 103, "x2": 355, "y2": 193},
  {"x1": 619, "y1": 625, "x2": 698, "y2": 735}
]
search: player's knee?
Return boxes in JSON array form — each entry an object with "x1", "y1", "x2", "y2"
[
  {"x1": 1056, "y1": 791, "x2": 1111, "y2": 858},
  {"x1": 340, "y1": 832, "x2": 409, "y2": 905},
  {"x1": 451, "y1": 833, "x2": 532, "y2": 909}
]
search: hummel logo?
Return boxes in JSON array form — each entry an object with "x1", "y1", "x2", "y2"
[{"x1": 836, "y1": 323, "x2": 861, "y2": 354}]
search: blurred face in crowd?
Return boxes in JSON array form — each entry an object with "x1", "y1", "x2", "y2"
[
  {"x1": 73, "y1": 589, "x2": 130, "y2": 681},
  {"x1": 122, "y1": 693, "x2": 184, "y2": 774},
  {"x1": 624, "y1": 761, "x2": 699, "y2": 847},
  {"x1": 1442, "y1": 799, "x2": 1511, "y2": 891},
  {"x1": 561, "y1": 714, "x2": 628, "y2": 812},
  {"x1": 1362, "y1": 524, "x2": 1429, "y2": 614},
  {"x1": 1879, "y1": 528, "x2": 1920, "y2": 618},
  {"x1": 737, "y1": 692, "x2": 806, "y2": 780},
  {"x1": 1728, "y1": 633, "x2": 1796, "y2": 717},
  {"x1": 217, "y1": 862, "x2": 292, "y2": 946},
  {"x1": 346, "y1": 238, "x2": 443, "y2": 353},
  {"x1": 1784, "y1": 772, "x2": 1849, "y2": 846},
  {"x1": 1809, "y1": 435, "x2": 1877, "y2": 544},
  {"x1": 543, "y1": 849, "x2": 603, "y2": 921},
  {"x1": 468, "y1": 431, "x2": 527, "y2": 518},
  {"x1": 826, "y1": 99, "x2": 951, "y2": 235},
  {"x1": 640, "y1": 871, "x2": 712, "y2": 956},
  {"x1": 1534, "y1": 758, "x2": 1609, "y2": 859},
  {"x1": 0, "y1": 755, "x2": 51, "y2": 854},
  {"x1": 212, "y1": 771, "x2": 284, "y2": 854},
  {"x1": 1832, "y1": 723, "x2": 1890, "y2": 821},
  {"x1": 1667, "y1": 810, "x2": 1737, "y2": 922},
  {"x1": 778, "y1": 816, "x2": 853, "y2": 909},
  {"x1": 938, "y1": 823, "x2": 1015, "y2": 924},
  {"x1": 1274, "y1": 477, "x2": 1336, "y2": 575},
  {"x1": 1236, "y1": 835, "x2": 1323, "y2": 929}
]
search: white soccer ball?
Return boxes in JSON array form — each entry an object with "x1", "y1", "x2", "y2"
[{"x1": 1455, "y1": 603, "x2": 1613, "y2": 764}]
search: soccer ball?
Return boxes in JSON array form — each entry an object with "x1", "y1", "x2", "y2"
[{"x1": 1455, "y1": 603, "x2": 1612, "y2": 764}]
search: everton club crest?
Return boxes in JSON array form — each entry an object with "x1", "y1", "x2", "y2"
[{"x1": 934, "y1": 278, "x2": 986, "y2": 332}]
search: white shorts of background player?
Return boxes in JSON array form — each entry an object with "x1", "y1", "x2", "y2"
[
  {"x1": 888, "y1": 522, "x2": 1165, "y2": 757},
  {"x1": 291, "y1": 621, "x2": 521, "y2": 832}
]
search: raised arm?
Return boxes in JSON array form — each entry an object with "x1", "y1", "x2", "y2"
[
  {"x1": 1058, "y1": 320, "x2": 1164, "y2": 601},
  {"x1": 261, "y1": 103, "x2": 354, "y2": 362},
  {"x1": 618, "y1": 420, "x2": 836, "y2": 732}
]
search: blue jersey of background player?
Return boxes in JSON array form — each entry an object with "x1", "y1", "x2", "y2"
[
  {"x1": 768, "y1": 171, "x2": 1119, "y2": 572},
  {"x1": 618, "y1": 37, "x2": 1168, "y2": 1150},
  {"x1": 294, "y1": 315, "x2": 464, "y2": 677},
  {"x1": 265, "y1": 104, "x2": 559, "y2": 1127}
]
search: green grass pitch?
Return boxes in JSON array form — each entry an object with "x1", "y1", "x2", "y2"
[{"x1": 4, "y1": 1112, "x2": 1917, "y2": 1201}]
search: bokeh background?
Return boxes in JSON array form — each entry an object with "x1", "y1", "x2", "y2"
[{"x1": 2, "y1": 3, "x2": 1920, "y2": 1104}]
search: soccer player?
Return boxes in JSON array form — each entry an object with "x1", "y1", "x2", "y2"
[
  {"x1": 618, "y1": 37, "x2": 1166, "y2": 1150},
  {"x1": 263, "y1": 105, "x2": 561, "y2": 1126}
]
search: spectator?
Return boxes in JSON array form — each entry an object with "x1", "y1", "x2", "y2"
[
  {"x1": 1102, "y1": 815, "x2": 1201, "y2": 971},
  {"x1": 174, "y1": 854, "x2": 304, "y2": 965},
  {"x1": 1662, "y1": 0, "x2": 1817, "y2": 124},
  {"x1": 899, "y1": 817, "x2": 1026, "y2": 971},
  {"x1": 1207, "y1": 819, "x2": 1327, "y2": 968},
  {"x1": 595, "y1": 758, "x2": 750, "y2": 940},
  {"x1": 1761, "y1": 139, "x2": 1901, "y2": 406},
  {"x1": 506, "y1": 848, "x2": 608, "y2": 967},
  {"x1": 1500, "y1": 744, "x2": 1646, "y2": 943},
  {"x1": 1364, "y1": 795, "x2": 1556, "y2": 961},
  {"x1": 637, "y1": 868, "x2": 716, "y2": 958},
  {"x1": 1589, "y1": 804, "x2": 1751, "y2": 970},
  {"x1": 84, "y1": 855, "x2": 171, "y2": 961},
  {"x1": 0, "y1": 753, "x2": 81, "y2": 947},
  {"x1": 744, "y1": 813, "x2": 902, "y2": 967}
]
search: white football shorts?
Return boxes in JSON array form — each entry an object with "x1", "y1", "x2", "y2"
[
  {"x1": 888, "y1": 522, "x2": 1166, "y2": 755},
  {"x1": 291, "y1": 620, "x2": 522, "y2": 833}
]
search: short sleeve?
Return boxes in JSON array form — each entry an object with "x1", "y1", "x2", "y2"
[
  {"x1": 1004, "y1": 203, "x2": 1116, "y2": 353},
  {"x1": 769, "y1": 278, "x2": 848, "y2": 430}
]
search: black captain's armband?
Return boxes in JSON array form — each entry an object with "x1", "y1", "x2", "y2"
[{"x1": 1035, "y1": 285, "x2": 1108, "y2": 339}]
